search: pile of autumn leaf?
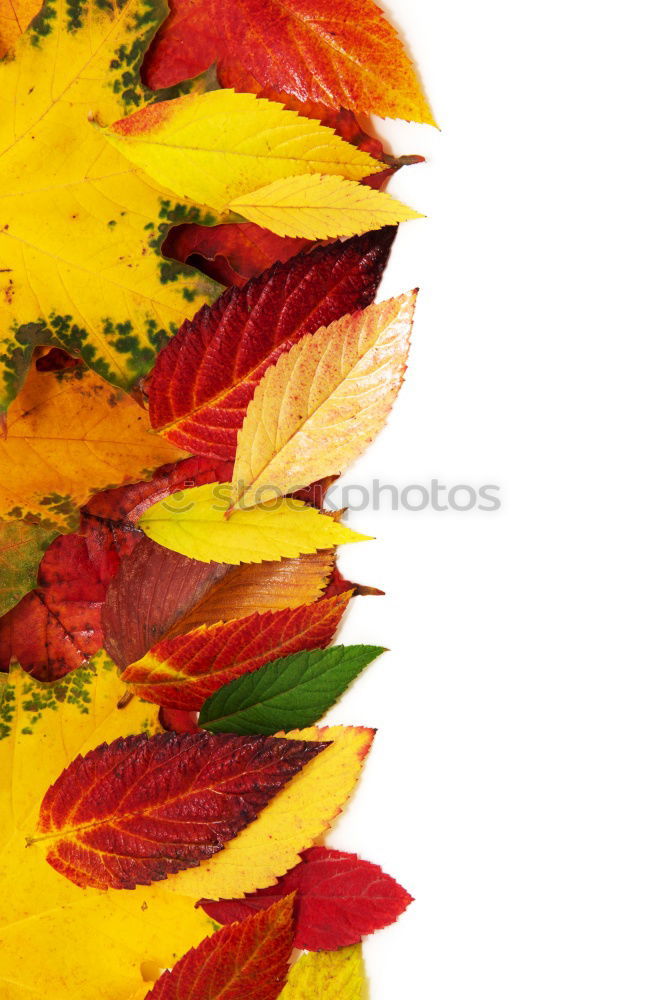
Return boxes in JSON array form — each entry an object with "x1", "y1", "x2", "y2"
[{"x1": 0, "y1": 0, "x2": 434, "y2": 996}]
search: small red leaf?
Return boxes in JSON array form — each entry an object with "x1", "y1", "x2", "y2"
[
  {"x1": 147, "y1": 896, "x2": 295, "y2": 1000},
  {"x1": 201, "y1": 847, "x2": 413, "y2": 950},
  {"x1": 120, "y1": 593, "x2": 351, "y2": 710},
  {"x1": 37, "y1": 732, "x2": 327, "y2": 891},
  {"x1": 148, "y1": 230, "x2": 395, "y2": 461}
]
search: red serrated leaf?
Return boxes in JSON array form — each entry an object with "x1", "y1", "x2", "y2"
[
  {"x1": 0, "y1": 458, "x2": 231, "y2": 681},
  {"x1": 201, "y1": 847, "x2": 413, "y2": 950},
  {"x1": 148, "y1": 230, "x2": 395, "y2": 461},
  {"x1": 147, "y1": 897, "x2": 295, "y2": 1000},
  {"x1": 120, "y1": 592, "x2": 351, "y2": 710},
  {"x1": 101, "y1": 536, "x2": 230, "y2": 671},
  {"x1": 36, "y1": 732, "x2": 327, "y2": 891}
]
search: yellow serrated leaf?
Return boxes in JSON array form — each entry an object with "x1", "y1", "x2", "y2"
[
  {"x1": 0, "y1": 361, "x2": 186, "y2": 530},
  {"x1": 231, "y1": 293, "x2": 416, "y2": 509},
  {"x1": 0, "y1": 0, "x2": 218, "y2": 411},
  {"x1": 228, "y1": 173, "x2": 423, "y2": 239},
  {"x1": 161, "y1": 725, "x2": 375, "y2": 900},
  {"x1": 139, "y1": 482, "x2": 369, "y2": 564},
  {"x1": 0, "y1": 657, "x2": 213, "y2": 1000},
  {"x1": 105, "y1": 91, "x2": 382, "y2": 216},
  {"x1": 280, "y1": 945, "x2": 367, "y2": 1000}
]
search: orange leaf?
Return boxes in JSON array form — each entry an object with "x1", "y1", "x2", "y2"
[{"x1": 144, "y1": 0, "x2": 435, "y2": 124}]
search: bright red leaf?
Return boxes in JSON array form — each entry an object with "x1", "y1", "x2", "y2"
[
  {"x1": 120, "y1": 592, "x2": 351, "y2": 710},
  {"x1": 147, "y1": 896, "x2": 295, "y2": 1000},
  {"x1": 201, "y1": 846, "x2": 413, "y2": 950},
  {"x1": 148, "y1": 230, "x2": 396, "y2": 461},
  {"x1": 37, "y1": 732, "x2": 327, "y2": 891}
]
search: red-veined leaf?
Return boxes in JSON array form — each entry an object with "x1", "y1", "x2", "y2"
[
  {"x1": 147, "y1": 896, "x2": 295, "y2": 1000},
  {"x1": 121, "y1": 593, "x2": 351, "y2": 710},
  {"x1": 36, "y1": 732, "x2": 327, "y2": 890}
]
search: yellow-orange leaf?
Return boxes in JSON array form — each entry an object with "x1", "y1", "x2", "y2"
[
  {"x1": 166, "y1": 551, "x2": 334, "y2": 639},
  {"x1": 105, "y1": 91, "x2": 381, "y2": 216},
  {"x1": 280, "y1": 945, "x2": 366, "y2": 1000},
  {"x1": 228, "y1": 173, "x2": 423, "y2": 239},
  {"x1": 0, "y1": 0, "x2": 40, "y2": 56},
  {"x1": 162, "y1": 726, "x2": 374, "y2": 900},
  {"x1": 0, "y1": 361, "x2": 186, "y2": 530},
  {"x1": 231, "y1": 292, "x2": 416, "y2": 509}
]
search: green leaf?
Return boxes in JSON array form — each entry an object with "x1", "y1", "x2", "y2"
[{"x1": 198, "y1": 645, "x2": 385, "y2": 735}]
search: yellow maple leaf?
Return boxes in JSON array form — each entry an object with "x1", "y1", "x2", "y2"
[
  {"x1": 0, "y1": 658, "x2": 213, "y2": 1000},
  {"x1": 0, "y1": 0, "x2": 40, "y2": 56},
  {"x1": 0, "y1": 359, "x2": 186, "y2": 530},
  {"x1": 0, "y1": 0, "x2": 219, "y2": 411},
  {"x1": 138, "y1": 482, "x2": 369, "y2": 564},
  {"x1": 231, "y1": 293, "x2": 417, "y2": 510},
  {"x1": 104, "y1": 90, "x2": 382, "y2": 216},
  {"x1": 228, "y1": 173, "x2": 424, "y2": 239},
  {"x1": 280, "y1": 945, "x2": 367, "y2": 1000}
]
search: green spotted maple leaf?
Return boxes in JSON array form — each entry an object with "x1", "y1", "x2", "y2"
[{"x1": 0, "y1": 0, "x2": 219, "y2": 410}]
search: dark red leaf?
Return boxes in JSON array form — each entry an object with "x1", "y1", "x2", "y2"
[
  {"x1": 37, "y1": 732, "x2": 327, "y2": 890},
  {"x1": 201, "y1": 846, "x2": 413, "y2": 950}
]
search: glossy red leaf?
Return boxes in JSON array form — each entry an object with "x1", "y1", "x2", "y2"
[
  {"x1": 120, "y1": 592, "x2": 351, "y2": 710},
  {"x1": 147, "y1": 896, "x2": 295, "y2": 1000},
  {"x1": 201, "y1": 847, "x2": 413, "y2": 950},
  {"x1": 324, "y1": 565, "x2": 384, "y2": 600},
  {"x1": 148, "y1": 230, "x2": 395, "y2": 461},
  {"x1": 37, "y1": 731, "x2": 327, "y2": 890}
]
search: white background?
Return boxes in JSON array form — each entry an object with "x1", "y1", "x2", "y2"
[{"x1": 322, "y1": 0, "x2": 662, "y2": 996}]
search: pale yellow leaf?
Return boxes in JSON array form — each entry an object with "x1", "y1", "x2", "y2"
[
  {"x1": 280, "y1": 945, "x2": 367, "y2": 1000},
  {"x1": 139, "y1": 482, "x2": 369, "y2": 564},
  {"x1": 105, "y1": 91, "x2": 381, "y2": 216},
  {"x1": 162, "y1": 725, "x2": 374, "y2": 900},
  {"x1": 0, "y1": 361, "x2": 186, "y2": 530},
  {"x1": 231, "y1": 293, "x2": 416, "y2": 509},
  {"x1": 228, "y1": 173, "x2": 423, "y2": 239}
]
